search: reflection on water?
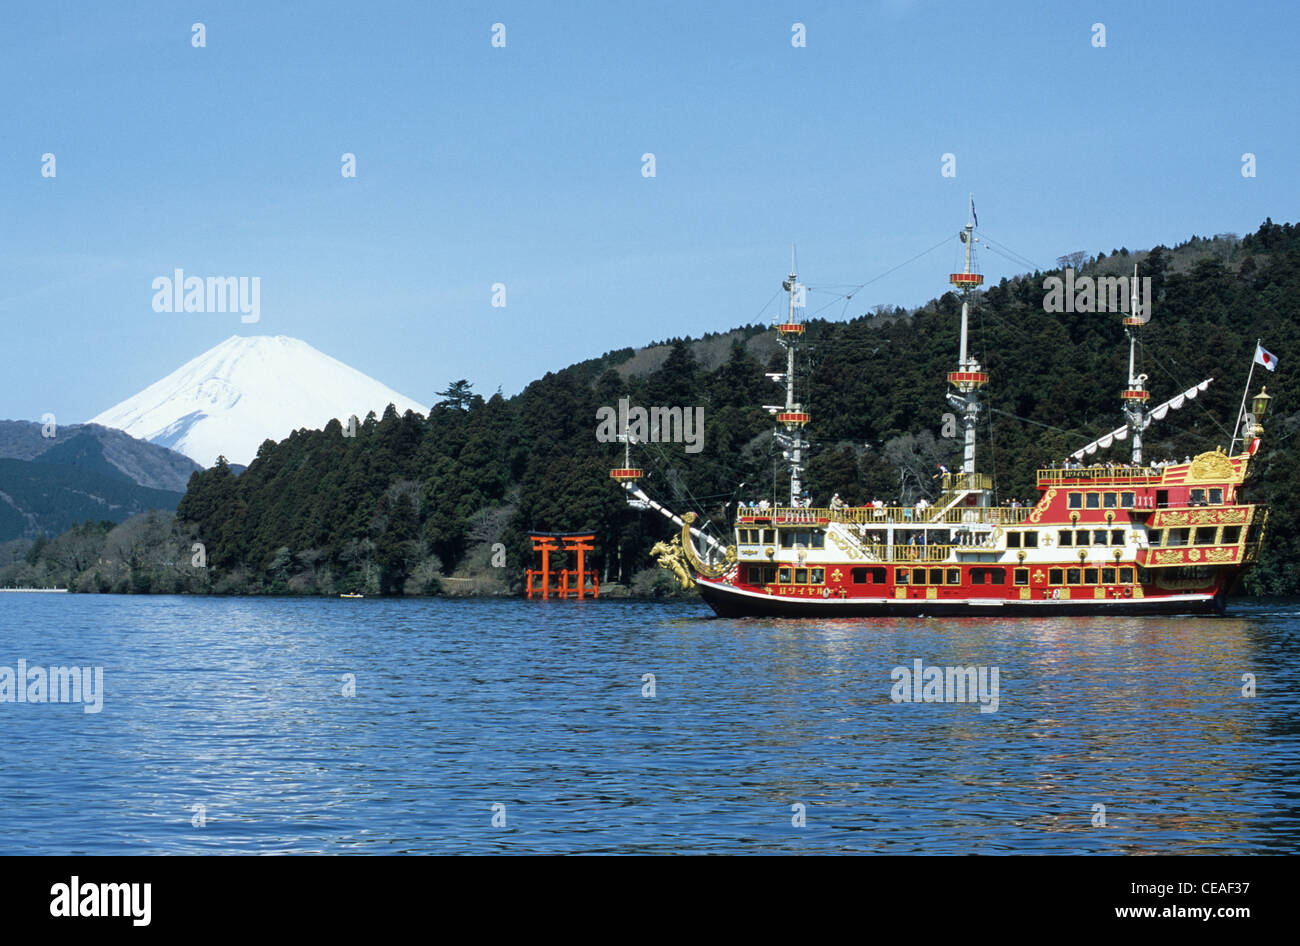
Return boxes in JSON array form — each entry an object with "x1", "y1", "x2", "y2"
[{"x1": 0, "y1": 595, "x2": 1296, "y2": 853}]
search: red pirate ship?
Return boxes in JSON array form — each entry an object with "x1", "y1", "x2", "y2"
[{"x1": 615, "y1": 203, "x2": 1272, "y2": 617}]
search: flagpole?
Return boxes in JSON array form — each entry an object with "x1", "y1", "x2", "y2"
[{"x1": 1229, "y1": 338, "x2": 1260, "y2": 454}]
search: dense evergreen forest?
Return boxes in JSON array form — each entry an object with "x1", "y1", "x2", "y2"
[{"x1": 7, "y1": 218, "x2": 1300, "y2": 595}]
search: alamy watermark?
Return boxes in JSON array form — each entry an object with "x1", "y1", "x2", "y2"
[
  {"x1": 1043, "y1": 268, "x2": 1150, "y2": 321},
  {"x1": 0, "y1": 659, "x2": 104, "y2": 713},
  {"x1": 596, "y1": 397, "x2": 704, "y2": 453},
  {"x1": 50, "y1": 877, "x2": 150, "y2": 926},
  {"x1": 890, "y1": 659, "x2": 999, "y2": 713},
  {"x1": 152, "y1": 269, "x2": 260, "y2": 323}
]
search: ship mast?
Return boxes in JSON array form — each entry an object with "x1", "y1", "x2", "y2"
[
  {"x1": 946, "y1": 196, "x2": 987, "y2": 485},
  {"x1": 773, "y1": 247, "x2": 810, "y2": 506},
  {"x1": 1120, "y1": 263, "x2": 1149, "y2": 464}
]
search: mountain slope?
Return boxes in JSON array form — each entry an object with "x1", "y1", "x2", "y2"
[
  {"x1": 0, "y1": 421, "x2": 201, "y2": 492},
  {"x1": 0, "y1": 457, "x2": 184, "y2": 541},
  {"x1": 88, "y1": 335, "x2": 428, "y2": 468}
]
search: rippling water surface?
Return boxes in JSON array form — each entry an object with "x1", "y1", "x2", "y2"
[{"x1": 0, "y1": 594, "x2": 1297, "y2": 854}]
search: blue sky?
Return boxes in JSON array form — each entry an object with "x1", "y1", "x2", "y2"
[{"x1": 2, "y1": 0, "x2": 1296, "y2": 422}]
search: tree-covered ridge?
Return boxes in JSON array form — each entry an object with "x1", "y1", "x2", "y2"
[{"x1": 10, "y1": 218, "x2": 1299, "y2": 595}]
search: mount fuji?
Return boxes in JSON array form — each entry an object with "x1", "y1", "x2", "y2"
[{"x1": 89, "y1": 335, "x2": 428, "y2": 468}]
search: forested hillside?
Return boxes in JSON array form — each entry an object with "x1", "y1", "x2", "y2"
[{"x1": 9, "y1": 218, "x2": 1299, "y2": 595}]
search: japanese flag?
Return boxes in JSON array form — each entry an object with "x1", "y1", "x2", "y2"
[{"x1": 1255, "y1": 344, "x2": 1278, "y2": 371}]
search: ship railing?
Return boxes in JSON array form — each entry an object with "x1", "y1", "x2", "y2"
[
  {"x1": 755, "y1": 505, "x2": 1031, "y2": 526},
  {"x1": 940, "y1": 472, "x2": 993, "y2": 492},
  {"x1": 835, "y1": 543, "x2": 958, "y2": 563},
  {"x1": 1037, "y1": 466, "x2": 1164, "y2": 486},
  {"x1": 886, "y1": 544, "x2": 960, "y2": 563}
]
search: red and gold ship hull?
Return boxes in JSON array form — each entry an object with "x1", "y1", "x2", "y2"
[{"x1": 681, "y1": 452, "x2": 1265, "y2": 619}]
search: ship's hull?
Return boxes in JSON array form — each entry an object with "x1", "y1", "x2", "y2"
[{"x1": 696, "y1": 577, "x2": 1227, "y2": 618}]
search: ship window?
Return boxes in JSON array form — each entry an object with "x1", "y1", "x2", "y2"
[
  {"x1": 1194, "y1": 527, "x2": 1217, "y2": 545},
  {"x1": 1111, "y1": 529, "x2": 1125, "y2": 545},
  {"x1": 1068, "y1": 493, "x2": 1082, "y2": 509},
  {"x1": 1167, "y1": 528, "x2": 1190, "y2": 547},
  {"x1": 971, "y1": 568, "x2": 985, "y2": 585},
  {"x1": 1067, "y1": 568, "x2": 1082, "y2": 584},
  {"x1": 763, "y1": 529, "x2": 775, "y2": 544},
  {"x1": 1221, "y1": 526, "x2": 1242, "y2": 544},
  {"x1": 1077, "y1": 530, "x2": 1091, "y2": 545},
  {"x1": 1103, "y1": 493, "x2": 1118, "y2": 508},
  {"x1": 764, "y1": 566, "x2": 777, "y2": 583},
  {"x1": 780, "y1": 532, "x2": 794, "y2": 548},
  {"x1": 779, "y1": 567, "x2": 792, "y2": 583},
  {"x1": 1247, "y1": 523, "x2": 1263, "y2": 542},
  {"x1": 914, "y1": 568, "x2": 927, "y2": 584},
  {"x1": 1189, "y1": 488, "x2": 1206, "y2": 505},
  {"x1": 1058, "y1": 530, "x2": 1074, "y2": 547},
  {"x1": 1102, "y1": 567, "x2": 1117, "y2": 584},
  {"x1": 896, "y1": 568, "x2": 909, "y2": 584},
  {"x1": 795, "y1": 568, "x2": 808, "y2": 584},
  {"x1": 1092, "y1": 530, "x2": 1107, "y2": 545},
  {"x1": 1209, "y1": 488, "x2": 1223, "y2": 504},
  {"x1": 811, "y1": 532, "x2": 825, "y2": 549},
  {"x1": 1121, "y1": 492, "x2": 1136, "y2": 507},
  {"x1": 1120, "y1": 567, "x2": 1134, "y2": 583},
  {"x1": 929, "y1": 568, "x2": 944, "y2": 585},
  {"x1": 1084, "y1": 568, "x2": 1099, "y2": 584},
  {"x1": 1024, "y1": 532, "x2": 1038, "y2": 548},
  {"x1": 987, "y1": 568, "x2": 1005, "y2": 584},
  {"x1": 1014, "y1": 568, "x2": 1029, "y2": 586},
  {"x1": 1006, "y1": 532, "x2": 1021, "y2": 548},
  {"x1": 1049, "y1": 568, "x2": 1064, "y2": 585},
  {"x1": 852, "y1": 567, "x2": 868, "y2": 583},
  {"x1": 1156, "y1": 490, "x2": 1169, "y2": 508},
  {"x1": 1086, "y1": 493, "x2": 1101, "y2": 509},
  {"x1": 1150, "y1": 530, "x2": 1164, "y2": 547},
  {"x1": 1137, "y1": 567, "x2": 1150, "y2": 584},
  {"x1": 946, "y1": 568, "x2": 961, "y2": 585},
  {"x1": 810, "y1": 568, "x2": 825, "y2": 584}
]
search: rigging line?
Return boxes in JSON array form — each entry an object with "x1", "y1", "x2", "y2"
[
  {"x1": 1136, "y1": 341, "x2": 1234, "y2": 439},
  {"x1": 987, "y1": 408, "x2": 1082, "y2": 436},
  {"x1": 804, "y1": 234, "x2": 958, "y2": 319},
  {"x1": 980, "y1": 242, "x2": 1040, "y2": 273},
  {"x1": 974, "y1": 297, "x2": 1000, "y2": 503},
  {"x1": 753, "y1": 287, "x2": 782, "y2": 324},
  {"x1": 638, "y1": 438, "x2": 731, "y2": 533},
  {"x1": 978, "y1": 231, "x2": 1046, "y2": 272},
  {"x1": 979, "y1": 236, "x2": 1040, "y2": 270}
]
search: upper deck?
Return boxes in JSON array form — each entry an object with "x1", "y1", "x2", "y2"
[
  {"x1": 735, "y1": 451, "x2": 1254, "y2": 533},
  {"x1": 1036, "y1": 451, "x2": 1248, "y2": 489}
]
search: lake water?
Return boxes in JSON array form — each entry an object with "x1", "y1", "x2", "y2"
[{"x1": 0, "y1": 594, "x2": 1297, "y2": 854}]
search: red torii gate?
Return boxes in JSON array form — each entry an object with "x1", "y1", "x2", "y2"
[{"x1": 525, "y1": 533, "x2": 599, "y2": 600}]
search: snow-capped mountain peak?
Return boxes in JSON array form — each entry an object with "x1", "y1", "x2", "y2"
[{"x1": 88, "y1": 335, "x2": 428, "y2": 467}]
